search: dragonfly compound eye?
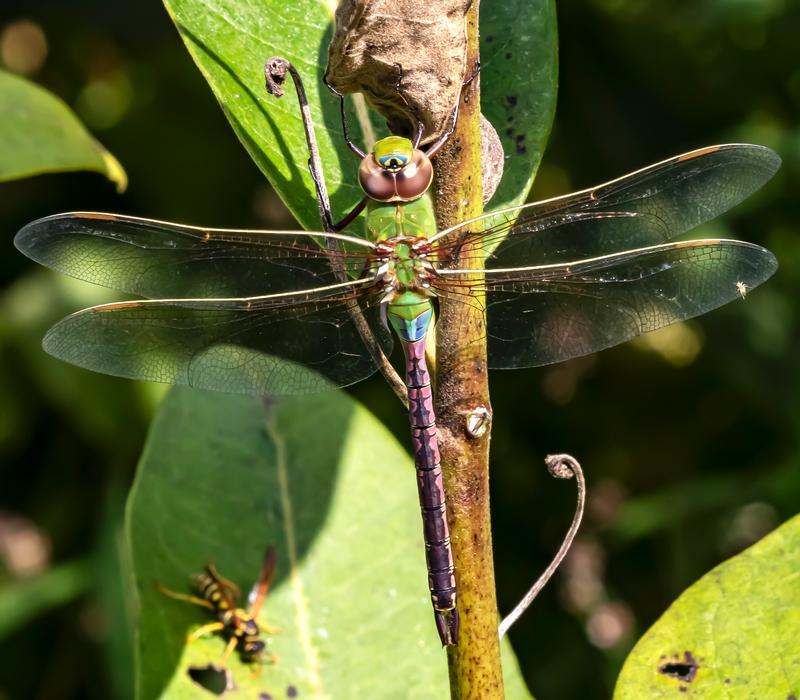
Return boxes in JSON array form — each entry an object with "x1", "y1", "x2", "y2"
[{"x1": 359, "y1": 136, "x2": 433, "y2": 203}]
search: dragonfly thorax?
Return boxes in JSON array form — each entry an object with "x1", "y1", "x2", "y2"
[
  {"x1": 376, "y1": 236, "x2": 437, "y2": 343},
  {"x1": 359, "y1": 136, "x2": 433, "y2": 203},
  {"x1": 375, "y1": 236, "x2": 435, "y2": 292}
]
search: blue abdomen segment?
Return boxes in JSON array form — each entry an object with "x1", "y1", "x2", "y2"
[{"x1": 388, "y1": 305, "x2": 434, "y2": 342}]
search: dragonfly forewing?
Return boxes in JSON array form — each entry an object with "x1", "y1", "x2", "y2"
[{"x1": 14, "y1": 213, "x2": 375, "y2": 300}]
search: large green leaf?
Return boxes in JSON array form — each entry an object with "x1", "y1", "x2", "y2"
[
  {"x1": 161, "y1": 0, "x2": 556, "y2": 232},
  {"x1": 128, "y1": 387, "x2": 532, "y2": 699},
  {"x1": 480, "y1": 0, "x2": 557, "y2": 212},
  {"x1": 0, "y1": 70, "x2": 126, "y2": 191},
  {"x1": 614, "y1": 514, "x2": 800, "y2": 698}
]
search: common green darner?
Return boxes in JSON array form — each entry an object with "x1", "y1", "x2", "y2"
[{"x1": 14, "y1": 58, "x2": 778, "y2": 647}]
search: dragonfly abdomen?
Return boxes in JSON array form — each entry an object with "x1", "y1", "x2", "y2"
[{"x1": 403, "y1": 336, "x2": 459, "y2": 646}]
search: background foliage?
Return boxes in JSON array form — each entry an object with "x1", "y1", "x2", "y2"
[{"x1": 0, "y1": 1, "x2": 798, "y2": 698}]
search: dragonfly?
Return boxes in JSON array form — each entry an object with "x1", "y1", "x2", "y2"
[{"x1": 14, "y1": 58, "x2": 779, "y2": 647}]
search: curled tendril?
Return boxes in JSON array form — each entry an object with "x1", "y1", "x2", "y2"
[
  {"x1": 498, "y1": 453, "x2": 586, "y2": 638},
  {"x1": 264, "y1": 56, "x2": 290, "y2": 97}
]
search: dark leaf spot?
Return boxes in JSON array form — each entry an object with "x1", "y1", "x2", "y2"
[
  {"x1": 659, "y1": 651, "x2": 699, "y2": 683},
  {"x1": 287, "y1": 686, "x2": 299, "y2": 698},
  {"x1": 787, "y1": 695, "x2": 797, "y2": 700},
  {"x1": 260, "y1": 694, "x2": 274, "y2": 700},
  {"x1": 515, "y1": 144, "x2": 527, "y2": 155},
  {"x1": 505, "y1": 95, "x2": 518, "y2": 108},
  {"x1": 187, "y1": 665, "x2": 231, "y2": 695},
  {"x1": 505, "y1": 52, "x2": 512, "y2": 59},
  {"x1": 485, "y1": 35, "x2": 494, "y2": 43}
]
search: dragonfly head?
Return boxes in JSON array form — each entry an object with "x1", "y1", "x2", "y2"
[{"x1": 360, "y1": 136, "x2": 433, "y2": 203}]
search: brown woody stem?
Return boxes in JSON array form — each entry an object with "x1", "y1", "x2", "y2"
[{"x1": 432, "y1": 3, "x2": 504, "y2": 698}]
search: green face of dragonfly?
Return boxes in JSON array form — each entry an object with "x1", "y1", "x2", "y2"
[{"x1": 373, "y1": 136, "x2": 414, "y2": 171}]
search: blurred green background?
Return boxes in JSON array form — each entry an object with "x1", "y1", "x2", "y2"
[{"x1": 0, "y1": 1, "x2": 798, "y2": 698}]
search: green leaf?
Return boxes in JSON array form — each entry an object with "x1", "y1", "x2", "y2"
[
  {"x1": 480, "y1": 0, "x2": 558, "y2": 211},
  {"x1": 614, "y1": 514, "x2": 800, "y2": 698},
  {"x1": 161, "y1": 0, "x2": 556, "y2": 232},
  {"x1": 161, "y1": 0, "x2": 357, "y2": 232},
  {"x1": 0, "y1": 70, "x2": 127, "y2": 191},
  {"x1": 128, "y1": 388, "x2": 532, "y2": 699}
]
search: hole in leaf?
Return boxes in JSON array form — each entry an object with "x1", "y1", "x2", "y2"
[
  {"x1": 658, "y1": 651, "x2": 699, "y2": 683},
  {"x1": 187, "y1": 664, "x2": 233, "y2": 695}
]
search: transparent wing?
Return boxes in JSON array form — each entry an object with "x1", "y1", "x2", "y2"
[
  {"x1": 42, "y1": 283, "x2": 392, "y2": 395},
  {"x1": 430, "y1": 144, "x2": 780, "y2": 265},
  {"x1": 435, "y1": 239, "x2": 777, "y2": 368},
  {"x1": 14, "y1": 212, "x2": 376, "y2": 299}
]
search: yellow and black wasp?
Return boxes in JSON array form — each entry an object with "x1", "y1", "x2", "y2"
[{"x1": 156, "y1": 545, "x2": 278, "y2": 669}]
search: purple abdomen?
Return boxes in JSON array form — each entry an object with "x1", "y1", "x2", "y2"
[{"x1": 403, "y1": 337, "x2": 459, "y2": 645}]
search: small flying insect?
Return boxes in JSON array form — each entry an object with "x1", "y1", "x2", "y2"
[{"x1": 156, "y1": 545, "x2": 278, "y2": 671}]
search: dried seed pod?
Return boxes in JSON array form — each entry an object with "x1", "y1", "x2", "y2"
[
  {"x1": 326, "y1": 0, "x2": 472, "y2": 143},
  {"x1": 326, "y1": 0, "x2": 504, "y2": 203}
]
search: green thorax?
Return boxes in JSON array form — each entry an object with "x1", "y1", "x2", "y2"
[
  {"x1": 365, "y1": 194, "x2": 436, "y2": 242},
  {"x1": 379, "y1": 236, "x2": 436, "y2": 343}
]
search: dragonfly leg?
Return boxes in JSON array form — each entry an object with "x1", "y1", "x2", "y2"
[
  {"x1": 331, "y1": 196, "x2": 368, "y2": 232},
  {"x1": 390, "y1": 63, "x2": 426, "y2": 148},
  {"x1": 155, "y1": 582, "x2": 215, "y2": 610},
  {"x1": 323, "y1": 78, "x2": 367, "y2": 159},
  {"x1": 187, "y1": 621, "x2": 225, "y2": 644},
  {"x1": 424, "y1": 59, "x2": 481, "y2": 159}
]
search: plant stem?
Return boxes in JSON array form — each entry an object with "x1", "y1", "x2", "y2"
[{"x1": 433, "y1": 3, "x2": 504, "y2": 698}]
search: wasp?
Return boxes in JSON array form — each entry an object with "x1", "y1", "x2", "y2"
[{"x1": 156, "y1": 545, "x2": 278, "y2": 669}]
